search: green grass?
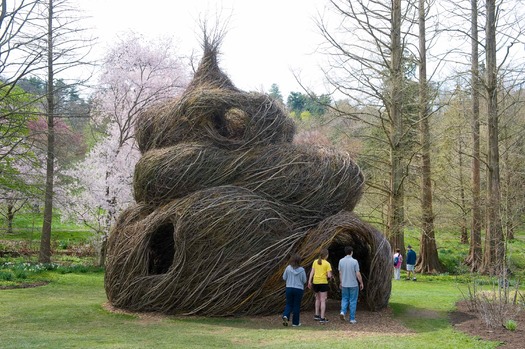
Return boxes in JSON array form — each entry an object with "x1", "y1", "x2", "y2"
[
  {"x1": 0, "y1": 211, "x2": 92, "y2": 243},
  {"x1": 0, "y1": 272, "x2": 502, "y2": 349},
  {"x1": 404, "y1": 228, "x2": 525, "y2": 277},
  {"x1": 0, "y1": 218, "x2": 523, "y2": 347}
]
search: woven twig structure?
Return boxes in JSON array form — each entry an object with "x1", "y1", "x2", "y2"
[{"x1": 105, "y1": 36, "x2": 392, "y2": 316}]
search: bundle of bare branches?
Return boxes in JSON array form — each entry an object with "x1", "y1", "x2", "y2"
[
  {"x1": 105, "y1": 35, "x2": 392, "y2": 316},
  {"x1": 134, "y1": 37, "x2": 295, "y2": 154},
  {"x1": 133, "y1": 142, "x2": 364, "y2": 226}
]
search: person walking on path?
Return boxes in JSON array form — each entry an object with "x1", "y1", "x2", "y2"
[
  {"x1": 308, "y1": 248, "x2": 332, "y2": 324},
  {"x1": 282, "y1": 254, "x2": 307, "y2": 327},
  {"x1": 393, "y1": 248, "x2": 403, "y2": 280},
  {"x1": 338, "y1": 246, "x2": 364, "y2": 324},
  {"x1": 405, "y1": 245, "x2": 417, "y2": 281}
]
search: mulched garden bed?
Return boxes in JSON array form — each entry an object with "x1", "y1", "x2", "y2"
[{"x1": 450, "y1": 300, "x2": 524, "y2": 348}]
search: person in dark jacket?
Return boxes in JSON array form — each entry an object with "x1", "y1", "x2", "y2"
[
  {"x1": 406, "y1": 245, "x2": 417, "y2": 281},
  {"x1": 282, "y1": 254, "x2": 307, "y2": 327}
]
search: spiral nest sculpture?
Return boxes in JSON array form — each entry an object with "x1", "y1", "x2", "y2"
[{"x1": 105, "y1": 35, "x2": 392, "y2": 316}]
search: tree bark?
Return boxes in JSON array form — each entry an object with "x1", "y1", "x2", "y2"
[
  {"x1": 39, "y1": 0, "x2": 54, "y2": 263},
  {"x1": 458, "y1": 140, "x2": 468, "y2": 244},
  {"x1": 466, "y1": 0, "x2": 483, "y2": 271},
  {"x1": 387, "y1": 0, "x2": 405, "y2": 253},
  {"x1": 415, "y1": 0, "x2": 443, "y2": 274},
  {"x1": 481, "y1": 0, "x2": 504, "y2": 275},
  {"x1": 503, "y1": 129, "x2": 514, "y2": 240},
  {"x1": 7, "y1": 202, "x2": 14, "y2": 234}
]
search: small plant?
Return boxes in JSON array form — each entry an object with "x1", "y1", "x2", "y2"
[
  {"x1": 58, "y1": 239, "x2": 69, "y2": 250},
  {"x1": 0, "y1": 270, "x2": 14, "y2": 281},
  {"x1": 504, "y1": 319, "x2": 517, "y2": 331},
  {"x1": 13, "y1": 270, "x2": 28, "y2": 279}
]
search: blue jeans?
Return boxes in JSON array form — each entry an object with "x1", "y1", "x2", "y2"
[
  {"x1": 340, "y1": 286, "x2": 359, "y2": 321},
  {"x1": 283, "y1": 287, "x2": 304, "y2": 325}
]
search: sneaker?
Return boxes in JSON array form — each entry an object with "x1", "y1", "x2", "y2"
[
  {"x1": 413, "y1": 278, "x2": 417, "y2": 281},
  {"x1": 339, "y1": 313, "x2": 345, "y2": 321},
  {"x1": 319, "y1": 318, "x2": 329, "y2": 323},
  {"x1": 292, "y1": 323, "x2": 302, "y2": 327},
  {"x1": 313, "y1": 315, "x2": 321, "y2": 321},
  {"x1": 282, "y1": 316, "x2": 288, "y2": 326},
  {"x1": 349, "y1": 320, "x2": 357, "y2": 324}
]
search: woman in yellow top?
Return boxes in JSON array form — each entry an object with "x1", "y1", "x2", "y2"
[{"x1": 307, "y1": 248, "x2": 332, "y2": 323}]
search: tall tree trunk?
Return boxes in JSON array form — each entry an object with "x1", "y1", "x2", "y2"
[
  {"x1": 481, "y1": 0, "x2": 504, "y2": 275},
  {"x1": 466, "y1": 0, "x2": 483, "y2": 271},
  {"x1": 502, "y1": 115, "x2": 515, "y2": 240},
  {"x1": 39, "y1": 0, "x2": 54, "y2": 263},
  {"x1": 458, "y1": 139, "x2": 468, "y2": 244},
  {"x1": 7, "y1": 201, "x2": 14, "y2": 234},
  {"x1": 415, "y1": 0, "x2": 443, "y2": 274},
  {"x1": 101, "y1": 174, "x2": 117, "y2": 268},
  {"x1": 504, "y1": 145, "x2": 514, "y2": 241},
  {"x1": 387, "y1": 0, "x2": 405, "y2": 253}
]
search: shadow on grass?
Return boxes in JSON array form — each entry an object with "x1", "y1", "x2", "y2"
[{"x1": 389, "y1": 302, "x2": 451, "y2": 333}]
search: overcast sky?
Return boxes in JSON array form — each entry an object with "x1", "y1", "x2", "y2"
[{"x1": 80, "y1": 0, "x2": 329, "y2": 99}]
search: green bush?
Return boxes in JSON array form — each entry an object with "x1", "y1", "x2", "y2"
[
  {"x1": 13, "y1": 270, "x2": 28, "y2": 279},
  {"x1": 438, "y1": 248, "x2": 466, "y2": 274},
  {"x1": 58, "y1": 240, "x2": 70, "y2": 250},
  {"x1": 57, "y1": 265, "x2": 102, "y2": 274},
  {"x1": 0, "y1": 261, "x2": 103, "y2": 288},
  {"x1": 0, "y1": 270, "x2": 14, "y2": 281}
]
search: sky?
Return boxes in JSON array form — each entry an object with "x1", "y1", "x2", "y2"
[{"x1": 79, "y1": 0, "x2": 330, "y2": 99}]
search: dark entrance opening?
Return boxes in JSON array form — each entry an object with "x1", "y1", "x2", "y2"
[
  {"x1": 148, "y1": 223, "x2": 175, "y2": 275},
  {"x1": 326, "y1": 231, "x2": 372, "y2": 300}
]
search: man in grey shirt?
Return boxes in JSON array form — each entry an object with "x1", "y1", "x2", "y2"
[{"x1": 338, "y1": 246, "x2": 364, "y2": 324}]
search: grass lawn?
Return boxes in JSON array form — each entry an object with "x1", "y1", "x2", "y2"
[
  {"x1": 0, "y1": 272, "x2": 502, "y2": 349},
  {"x1": 1, "y1": 216, "x2": 522, "y2": 347}
]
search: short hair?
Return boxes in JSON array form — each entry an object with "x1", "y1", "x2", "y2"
[
  {"x1": 396, "y1": 248, "x2": 400, "y2": 252},
  {"x1": 407, "y1": 245, "x2": 412, "y2": 248},
  {"x1": 344, "y1": 246, "x2": 353, "y2": 255}
]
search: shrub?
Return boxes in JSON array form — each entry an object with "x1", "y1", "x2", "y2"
[
  {"x1": 58, "y1": 240, "x2": 70, "y2": 250},
  {"x1": 13, "y1": 270, "x2": 28, "y2": 279},
  {"x1": 439, "y1": 248, "x2": 466, "y2": 274},
  {"x1": 460, "y1": 275, "x2": 524, "y2": 329},
  {"x1": 0, "y1": 271, "x2": 14, "y2": 281}
]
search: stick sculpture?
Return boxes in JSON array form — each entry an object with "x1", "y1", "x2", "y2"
[{"x1": 105, "y1": 35, "x2": 392, "y2": 316}]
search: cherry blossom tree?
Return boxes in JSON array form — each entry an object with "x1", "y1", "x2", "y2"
[
  {"x1": 57, "y1": 124, "x2": 137, "y2": 235},
  {"x1": 91, "y1": 32, "x2": 189, "y2": 145},
  {"x1": 59, "y1": 33, "x2": 189, "y2": 265}
]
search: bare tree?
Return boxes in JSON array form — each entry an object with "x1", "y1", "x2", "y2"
[
  {"x1": 36, "y1": 0, "x2": 94, "y2": 263},
  {"x1": 465, "y1": 0, "x2": 483, "y2": 271},
  {"x1": 39, "y1": 0, "x2": 55, "y2": 263},
  {"x1": 388, "y1": 0, "x2": 407, "y2": 252},
  {"x1": 439, "y1": 0, "x2": 525, "y2": 274},
  {"x1": 0, "y1": 0, "x2": 45, "y2": 87},
  {"x1": 499, "y1": 88, "x2": 525, "y2": 242},
  {"x1": 481, "y1": 0, "x2": 519, "y2": 274},
  {"x1": 0, "y1": 1, "x2": 46, "y2": 170},
  {"x1": 415, "y1": 0, "x2": 443, "y2": 273},
  {"x1": 316, "y1": 0, "x2": 420, "y2": 253}
]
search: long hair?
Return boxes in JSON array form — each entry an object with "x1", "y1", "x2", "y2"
[
  {"x1": 290, "y1": 254, "x2": 302, "y2": 269},
  {"x1": 317, "y1": 248, "x2": 329, "y2": 265}
]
